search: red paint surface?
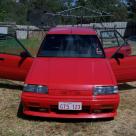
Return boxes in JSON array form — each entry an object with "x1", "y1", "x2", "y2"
[
  {"x1": 0, "y1": 54, "x2": 33, "y2": 81},
  {"x1": 110, "y1": 56, "x2": 136, "y2": 83},
  {"x1": 22, "y1": 93, "x2": 119, "y2": 119},
  {"x1": 48, "y1": 27, "x2": 97, "y2": 35},
  {"x1": 22, "y1": 57, "x2": 119, "y2": 119},
  {"x1": 21, "y1": 27, "x2": 135, "y2": 119},
  {"x1": 104, "y1": 44, "x2": 132, "y2": 58}
]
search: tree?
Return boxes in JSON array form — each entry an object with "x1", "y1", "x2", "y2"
[
  {"x1": 0, "y1": 0, "x2": 132, "y2": 25},
  {"x1": 127, "y1": 0, "x2": 136, "y2": 20},
  {"x1": 0, "y1": 0, "x2": 28, "y2": 24},
  {"x1": 76, "y1": 0, "x2": 128, "y2": 21}
]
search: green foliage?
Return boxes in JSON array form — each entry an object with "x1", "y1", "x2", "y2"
[
  {"x1": 0, "y1": 0, "x2": 28, "y2": 24},
  {"x1": 0, "y1": 9, "x2": 7, "y2": 22},
  {"x1": 0, "y1": 0, "x2": 134, "y2": 24},
  {"x1": 76, "y1": 0, "x2": 128, "y2": 21},
  {"x1": 127, "y1": 0, "x2": 136, "y2": 21},
  {"x1": 27, "y1": 0, "x2": 64, "y2": 12}
]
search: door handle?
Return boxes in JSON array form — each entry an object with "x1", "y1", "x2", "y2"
[{"x1": 0, "y1": 58, "x2": 5, "y2": 61}]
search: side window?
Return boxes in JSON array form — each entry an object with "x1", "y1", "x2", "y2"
[
  {"x1": 100, "y1": 31, "x2": 119, "y2": 48},
  {"x1": 0, "y1": 35, "x2": 25, "y2": 56},
  {"x1": 115, "y1": 32, "x2": 125, "y2": 46}
]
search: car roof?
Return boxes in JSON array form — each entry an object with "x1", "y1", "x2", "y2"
[{"x1": 47, "y1": 27, "x2": 97, "y2": 35}]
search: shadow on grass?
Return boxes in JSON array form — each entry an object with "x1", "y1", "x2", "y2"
[
  {"x1": 118, "y1": 83, "x2": 136, "y2": 91},
  {"x1": 18, "y1": 115, "x2": 114, "y2": 123},
  {"x1": 0, "y1": 82, "x2": 23, "y2": 91}
]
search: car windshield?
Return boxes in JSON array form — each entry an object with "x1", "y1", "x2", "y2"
[{"x1": 38, "y1": 35, "x2": 105, "y2": 58}]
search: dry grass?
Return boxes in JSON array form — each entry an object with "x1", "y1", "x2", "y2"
[{"x1": 0, "y1": 79, "x2": 136, "y2": 136}]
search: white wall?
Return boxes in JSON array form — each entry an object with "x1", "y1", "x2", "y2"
[{"x1": 0, "y1": 27, "x2": 8, "y2": 34}]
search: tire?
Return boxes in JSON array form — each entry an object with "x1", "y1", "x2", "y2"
[{"x1": 17, "y1": 102, "x2": 24, "y2": 118}]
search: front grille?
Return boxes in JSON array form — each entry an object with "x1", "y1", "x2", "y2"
[
  {"x1": 29, "y1": 107, "x2": 49, "y2": 112},
  {"x1": 29, "y1": 105, "x2": 91, "y2": 114},
  {"x1": 93, "y1": 109, "x2": 114, "y2": 114},
  {"x1": 49, "y1": 90, "x2": 91, "y2": 96}
]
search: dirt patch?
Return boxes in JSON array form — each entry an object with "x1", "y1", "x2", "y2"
[{"x1": 0, "y1": 80, "x2": 136, "y2": 136}]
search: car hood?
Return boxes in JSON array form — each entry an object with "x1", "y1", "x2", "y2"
[{"x1": 26, "y1": 58, "x2": 116, "y2": 90}]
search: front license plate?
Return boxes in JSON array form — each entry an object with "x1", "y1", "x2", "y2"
[{"x1": 58, "y1": 102, "x2": 82, "y2": 110}]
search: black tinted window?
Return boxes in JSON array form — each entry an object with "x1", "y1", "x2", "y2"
[{"x1": 38, "y1": 35, "x2": 105, "y2": 58}]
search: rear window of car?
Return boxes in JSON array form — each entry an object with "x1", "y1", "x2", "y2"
[{"x1": 38, "y1": 34, "x2": 105, "y2": 58}]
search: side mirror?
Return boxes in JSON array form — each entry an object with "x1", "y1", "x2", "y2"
[
  {"x1": 112, "y1": 52, "x2": 124, "y2": 59},
  {"x1": 20, "y1": 51, "x2": 30, "y2": 58}
]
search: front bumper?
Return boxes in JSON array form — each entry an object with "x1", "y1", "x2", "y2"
[{"x1": 21, "y1": 93, "x2": 120, "y2": 119}]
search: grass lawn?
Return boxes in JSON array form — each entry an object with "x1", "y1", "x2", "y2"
[
  {"x1": 0, "y1": 37, "x2": 42, "y2": 57},
  {"x1": 20, "y1": 38, "x2": 42, "y2": 56}
]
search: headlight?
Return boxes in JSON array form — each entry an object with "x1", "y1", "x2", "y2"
[
  {"x1": 23, "y1": 84, "x2": 48, "y2": 94},
  {"x1": 93, "y1": 86, "x2": 118, "y2": 95}
]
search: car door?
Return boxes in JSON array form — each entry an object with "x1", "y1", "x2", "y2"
[
  {"x1": 110, "y1": 55, "x2": 136, "y2": 83},
  {"x1": 100, "y1": 30, "x2": 131, "y2": 58},
  {"x1": 0, "y1": 34, "x2": 33, "y2": 81}
]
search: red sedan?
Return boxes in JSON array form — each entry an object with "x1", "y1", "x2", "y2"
[
  {"x1": 0, "y1": 27, "x2": 136, "y2": 119},
  {"x1": 21, "y1": 27, "x2": 120, "y2": 119}
]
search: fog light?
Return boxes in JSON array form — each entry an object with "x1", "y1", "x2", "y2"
[
  {"x1": 39, "y1": 108, "x2": 49, "y2": 112},
  {"x1": 101, "y1": 105, "x2": 114, "y2": 109}
]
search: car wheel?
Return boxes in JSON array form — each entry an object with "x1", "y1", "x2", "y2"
[{"x1": 17, "y1": 102, "x2": 24, "y2": 118}]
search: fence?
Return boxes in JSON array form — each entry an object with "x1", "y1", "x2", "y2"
[
  {"x1": 58, "y1": 22, "x2": 136, "y2": 38},
  {"x1": 91, "y1": 22, "x2": 136, "y2": 38},
  {"x1": 0, "y1": 22, "x2": 136, "y2": 40}
]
